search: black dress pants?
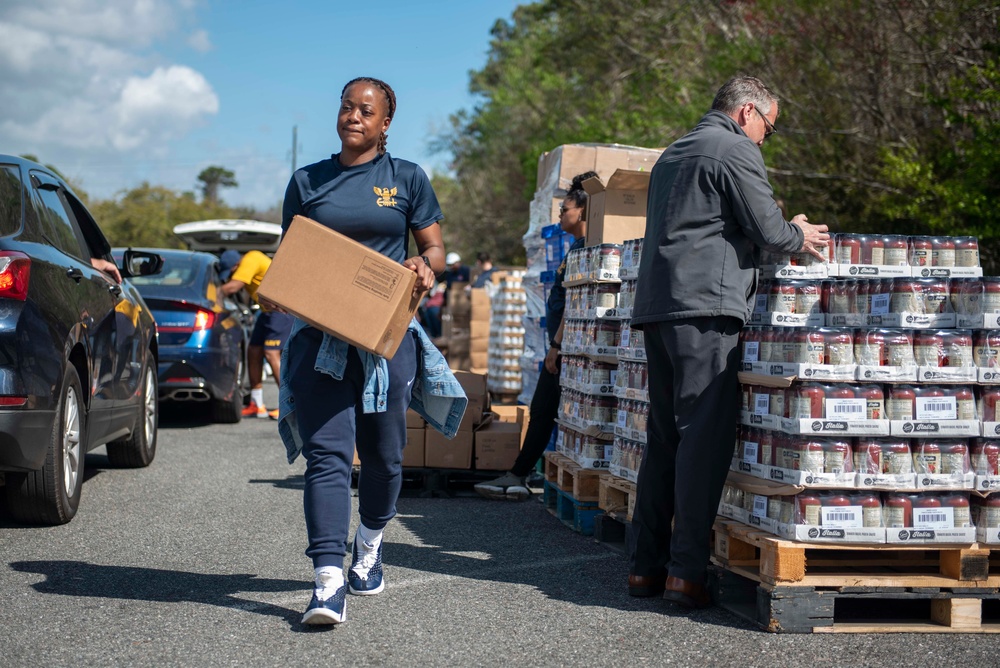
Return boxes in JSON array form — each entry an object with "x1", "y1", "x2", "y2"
[
  {"x1": 509, "y1": 360, "x2": 561, "y2": 477},
  {"x1": 627, "y1": 317, "x2": 742, "y2": 583}
]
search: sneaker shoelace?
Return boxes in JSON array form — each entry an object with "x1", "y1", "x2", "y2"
[{"x1": 352, "y1": 542, "x2": 380, "y2": 577}]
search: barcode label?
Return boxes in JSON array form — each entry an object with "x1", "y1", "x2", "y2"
[
  {"x1": 825, "y1": 398, "x2": 866, "y2": 418},
  {"x1": 619, "y1": 327, "x2": 631, "y2": 348},
  {"x1": 617, "y1": 409, "x2": 628, "y2": 428},
  {"x1": 914, "y1": 506, "x2": 954, "y2": 529},
  {"x1": 755, "y1": 294, "x2": 767, "y2": 313},
  {"x1": 870, "y1": 293, "x2": 890, "y2": 315},
  {"x1": 754, "y1": 393, "x2": 770, "y2": 415},
  {"x1": 915, "y1": 396, "x2": 957, "y2": 420},
  {"x1": 752, "y1": 494, "x2": 768, "y2": 518},
  {"x1": 743, "y1": 441, "x2": 759, "y2": 464},
  {"x1": 820, "y1": 505, "x2": 863, "y2": 528},
  {"x1": 744, "y1": 341, "x2": 760, "y2": 362}
]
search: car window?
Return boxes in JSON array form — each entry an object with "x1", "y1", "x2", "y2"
[
  {"x1": 30, "y1": 178, "x2": 90, "y2": 260},
  {"x1": 62, "y1": 190, "x2": 112, "y2": 258},
  {"x1": 129, "y1": 254, "x2": 200, "y2": 287},
  {"x1": 0, "y1": 165, "x2": 23, "y2": 236}
]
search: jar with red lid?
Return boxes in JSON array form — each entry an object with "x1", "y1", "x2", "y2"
[
  {"x1": 855, "y1": 329, "x2": 886, "y2": 366},
  {"x1": 823, "y1": 439, "x2": 853, "y2": 474},
  {"x1": 836, "y1": 234, "x2": 862, "y2": 265},
  {"x1": 882, "y1": 440, "x2": 913, "y2": 474},
  {"x1": 887, "y1": 385, "x2": 916, "y2": 420},
  {"x1": 909, "y1": 236, "x2": 933, "y2": 267},
  {"x1": 886, "y1": 331, "x2": 916, "y2": 367},
  {"x1": 594, "y1": 283, "x2": 619, "y2": 309},
  {"x1": 854, "y1": 384, "x2": 884, "y2": 420},
  {"x1": 914, "y1": 331, "x2": 944, "y2": 366},
  {"x1": 797, "y1": 439, "x2": 826, "y2": 473},
  {"x1": 827, "y1": 280, "x2": 857, "y2": 314},
  {"x1": 859, "y1": 235, "x2": 884, "y2": 265},
  {"x1": 854, "y1": 439, "x2": 883, "y2": 473},
  {"x1": 758, "y1": 428, "x2": 775, "y2": 465},
  {"x1": 983, "y1": 279, "x2": 1000, "y2": 313},
  {"x1": 919, "y1": 279, "x2": 952, "y2": 314},
  {"x1": 913, "y1": 441, "x2": 943, "y2": 475},
  {"x1": 597, "y1": 244, "x2": 622, "y2": 275},
  {"x1": 942, "y1": 330, "x2": 973, "y2": 368},
  {"x1": 890, "y1": 278, "x2": 922, "y2": 314},
  {"x1": 769, "y1": 386, "x2": 787, "y2": 418},
  {"x1": 757, "y1": 327, "x2": 777, "y2": 363},
  {"x1": 772, "y1": 433, "x2": 789, "y2": 469},
  {"x1": 823, "y1": 328, "x2": 855, "y2": 365},
  {"x1": 973, "y1": 331, "x2": 1000, "y2": 368},
  {"x1": 939, "y1": 441, "x2": 970, "y2": 475},
  {"x1": 913, "y1": 494, "x2": 943, "y2": 528},
  {"x1": 979, "y1": 497, "x2": 1000, "y2": 528},
  {"x1": 913, "y1": 385, "x2": 948, "y2": 420},
  {"x1": 942, "y1": 493, "x2": 972, "y2": 527},
  {"x1": 883, "y1": 235, "x2": 909, "y2": 266},
  {"x1": 953, "y1": 385, "x2": 976, "y2": 420},
  {"x1": 852, "y1": 492, "x2": 884, "y2": 527},
  {"x1": 791, "y1": 329, "x2": 825, "y2": 364},
  {"x1": 971, "y1": 439, "x2": 1000, "y2": 475},
  {"x1": 931, "y1": 237, "x2": 956, "y2": 267},
  {"x1": 796, "y1": 493, "x2": 822, "y2": 525},
  {"x1": 823, "y1": 492, "x2": 853, "y2": 510},
  {"x1": 789, "y1": 383, "x2": 826, "y2": 419},
  {"x1": 768, "y1": 281, "x2": 796, "y2": 313},
  {"x1": 884, "y1": 493, "x2": 913, "y2": 527},
  {"x1": 955, "y1": 237, "x2": 980, "y2": 268},
  {"x1": 951, "y1": 278, "x2": 980, "y2": 315},
  {"x1": 594, "y1": 320, "x2": 620, "y2": 348},
  {"x1": 823, "y1": 384, "x2": 856, "y2": 420},
  {"x1": 855, "y1": 280, "x2": 871, "y2": 315}
]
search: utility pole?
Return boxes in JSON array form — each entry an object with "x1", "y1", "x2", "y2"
[{"x1": 291, "y1": 125, "x2": 298, "y2": 172}]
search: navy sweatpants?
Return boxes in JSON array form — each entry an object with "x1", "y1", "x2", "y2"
[{"x1": 286, "y1": 327, "x2": 418, "y2": 569}]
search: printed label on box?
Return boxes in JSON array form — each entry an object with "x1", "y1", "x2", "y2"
[
  {"x1": 820, "y1": 505, "x2": 864, "y2": 528},
  {"x1": 353, "y1": 258, "x2": 403, "y2": 301},
  {"x1": 826, "y1": 398, "x2": 866, "y2": 419},
  {"x1": 915, "y1": 396, "x2": 957, "y2": 420},
  {"x1": 913, "y1": 506, "x2": 955, "y2": 529}
]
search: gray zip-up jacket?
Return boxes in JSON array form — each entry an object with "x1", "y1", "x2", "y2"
[{"x1": 631, "y1": 110, "x2": 804, "y2": 326}]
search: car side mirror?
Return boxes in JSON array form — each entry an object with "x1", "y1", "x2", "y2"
[{"x1": 120, "y1": 249, "x2": 163, "y2": 278}]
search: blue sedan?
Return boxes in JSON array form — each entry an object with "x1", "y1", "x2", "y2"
[{"x1": 114, "y1": 249, "x2": 250, "y2": 423}]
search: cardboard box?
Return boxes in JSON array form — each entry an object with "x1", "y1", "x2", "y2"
[
  {"x1": 454, "y1": 370, "x2": 489, "y2": 425},
  {"x1": 491, "y1": 405, "x2": 529, "y2": 445},
  {"x1": 258, "y1": 215, "x2": 418, "y2": 359},
  {"x1": 470, "y1": 351, "x2": 488, "y2": 369},
  {"x1": 448, "y1": 354, "x2": 471, "y2": 372},
  {"x1": 537, "y1": 144, "x2": 662, "y2": 193},
  {"x1": 471, "y1": 288, "x2": 491, "y2": 316},
  {"x1": 470, "y1": 319, "x2": 489, "y2": 340},
  {"x1": 583, "y1": 169, "x2": 651, "y2": 246},
  {"x1": 424, "y1": 429, "x2": 473, "y2": 469},
  {"x1": 406, "y1": 409, "x2": 425, "y2": 429},
  {"x1": 403, "y1": 428, "x2": 425, "y2": 467},
  {"x1": 474, "y1": 421, "x2": 523, "y2": 471}
]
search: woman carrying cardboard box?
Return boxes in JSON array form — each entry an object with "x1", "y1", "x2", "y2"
[{"x1": 272, "y1": 77, "x2": 466, "y2": 626}]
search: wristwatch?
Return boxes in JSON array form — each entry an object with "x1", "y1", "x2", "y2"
[
  {"x1": 550, "y1": 341, "x2": 561, "y2": 350},
  {"x1": 420, "y1": 255, "x2": 431, "y2": 268}
]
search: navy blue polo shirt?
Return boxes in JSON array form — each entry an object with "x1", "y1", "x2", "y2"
[{"x1": 281, "y1": 152, "x2": 442, "y2": 263}]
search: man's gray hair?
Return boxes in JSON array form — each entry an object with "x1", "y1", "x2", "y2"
[{"x1": 711, "y1": 76, "x2": 779, "y2": 116}]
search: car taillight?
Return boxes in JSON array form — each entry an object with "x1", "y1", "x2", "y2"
[
  {"x1": 0, "y1": 395, "x2": 28, "y2": 407},
  {"x1": 193, "y1": 310, "x2": 214, "y2": 331},
  {"x1": 0, "y1": 252, "x2": 31, "y2": 301}
]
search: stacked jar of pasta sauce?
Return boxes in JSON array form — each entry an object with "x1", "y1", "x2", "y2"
[{"x1": 724, "y1": 233, "x2": 1000, "y2": 544}]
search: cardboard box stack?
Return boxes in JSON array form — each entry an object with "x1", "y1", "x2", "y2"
[
  {"x1": 520, "y1": 143, "x2": 662, "y2": 405},
  {"x1": 444, "y1": 285, "x2": 490, "y2": 371},
  {"x1": 486, "y1": 270, "x2": 527, "y2": 398},
  {"x1": 726, "y1": 233, "x2": 993, "y2": 545},
  {"x1": 424, "y1": 370, "x2": 489, "y2": 469}
]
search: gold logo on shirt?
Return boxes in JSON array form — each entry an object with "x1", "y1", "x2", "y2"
[{"x1": 374, "y1": 186, "x2": 398, "y2": 208}]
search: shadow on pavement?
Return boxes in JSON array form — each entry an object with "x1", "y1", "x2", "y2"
[{"x1": 9, "y1": 560, "x2": 334, "y2": 632}]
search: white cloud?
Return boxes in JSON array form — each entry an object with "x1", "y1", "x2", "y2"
[
  {"x1": 0, "y1": 1, "x2": 218, "y2": 194},
  {"x1": 188, "y1": 29, "x2": 212, "y2": 52}
]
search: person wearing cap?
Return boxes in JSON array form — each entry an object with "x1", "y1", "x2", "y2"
[
  {"x1": 220, "y1": 249, "x2": 293, "y2": 419},
  {"x1": 443, "y1": 251, "x2": 470, "y2": 288}
]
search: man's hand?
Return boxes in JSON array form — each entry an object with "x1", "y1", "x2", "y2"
[
  {"x1": 791, "y1": 214, "x2": 831, "y2": 262},
  {"x1": 544, "y1": 346, "x2": 560, "y2": 375},
  {"x1": 90, "y1": 258, "x2": 122, "y2": 284},
  {"x1": 257, "y1": 295, "x2": 288, "y2": 314},
  {"x1": 403, "y1": 256, "x2": 435, "y2": 298}
]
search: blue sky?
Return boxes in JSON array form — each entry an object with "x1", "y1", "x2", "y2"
[{"x1": 0, "y1": 0, "x2": 522, "y2": 210}]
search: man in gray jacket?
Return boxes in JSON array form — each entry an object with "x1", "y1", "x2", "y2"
[{"x1": 626, "y1": 76, "x2": 830, "y2": 608}]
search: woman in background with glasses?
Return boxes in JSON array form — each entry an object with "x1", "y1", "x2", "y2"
[{"x1": 474, "y1": 170, "x2": 598, "y2": 501}]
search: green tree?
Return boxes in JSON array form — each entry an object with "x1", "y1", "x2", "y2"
[{"x1": 197, "y1": 166, "x2": 238, "y2": 206}]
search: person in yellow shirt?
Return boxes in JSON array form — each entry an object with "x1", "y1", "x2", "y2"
[{"x1": 220, "y1": 250, "x2": 293, "y2": 419}]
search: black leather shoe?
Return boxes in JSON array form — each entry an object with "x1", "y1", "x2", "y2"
[
  {"x1": 628, "y1": 573, "x2": 666, "y2": 598},
  {"x1": 662, "y1": 575, "x2": 712, "y2": 609}
]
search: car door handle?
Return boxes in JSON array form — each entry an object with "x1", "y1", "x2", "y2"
[
  {"x1": 66, "y1": 267, "x2": 84, "y2": 283},
  {"x1": 108, "y1": 283, "x2": 122, "y2": 298}
]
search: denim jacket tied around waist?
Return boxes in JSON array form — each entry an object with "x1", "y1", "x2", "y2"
[{"x1": 277, "y1": 317, "x2": 468, "y2": 464}]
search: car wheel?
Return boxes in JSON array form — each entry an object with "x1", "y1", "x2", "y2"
[
  {"x1": 211, "y1": 356, "x2": 243, "y2": 424},
  {"x1": 106, "y1": 359, "x2": 158, "y2": 467},
  {"x1": 5, "y1": 365, "x2": 86, "y2": 525}
]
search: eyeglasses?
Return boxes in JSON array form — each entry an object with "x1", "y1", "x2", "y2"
[
  {"x1": 755, "y1": 107, "x2": 777, "y2": 140},
  {"x1": 559, "y1": 204, "x2": 581, "y2": 215}
]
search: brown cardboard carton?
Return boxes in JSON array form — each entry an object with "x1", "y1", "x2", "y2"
[
  {"x1": 453, "y1": 370, "x2": 489, "y2": 423},
  {"x1": 474, "y1": 421, "x2": 523, "y2": 471},
  {"x1": 403, "y1": 428, "x2": 425, "y2": 467},
  {"x1": 491, "y1": 405, "x2": 529, "y2": 445},
  {"x1": 258, "y1": 215, "x2": 419, "y2": 359},
  {"x1": 424, "y1": 429, "x2": 473, "y2": 469},
  {"x1": 628, "y1": 147, "x2": 663, "y2": 173},
  {"x1": 448, "y1": 354, "x2": 471, "y2": 372},
  {"x1": 470, "y1": 319, "x2": 489, "y2": 341},
  {"x1": 406, "y1": 409, "x2": 425, "y2": 429},
  {"x1": 470, "y1": 338, "x2": 488, "y2": 355},
  {"x1": 583, "y1": 169, "x2": 651, "y2": 246},
  {"x1": 470, "y1": 288, "x2": 491, "y2": 316},
  {"x1": 593, "y1": 146, "x2": 633, "y2": 184},
  {"x1": 470, "y1": 351, "x2": 488, "y2": 369}
]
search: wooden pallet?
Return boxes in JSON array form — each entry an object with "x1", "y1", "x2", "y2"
[
  {"x1": 711, "y1": 566, "x2": 1000, "y2": 633},
  {"x1": 713, "y1": 518, "x2": 999, "y2": 588},
  {"x1": 597, "y1": 476, "x2": 636, "y2": 521},
  {"x1": 543, "y1": 481, "x2": 601, "y2": 536},
  {"x1": 542, "y1": 451, "x2": 609, "y2": 503}
]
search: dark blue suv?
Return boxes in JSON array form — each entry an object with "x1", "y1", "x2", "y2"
[{"x1": 0, "y1": 155, "x2": 162, "y2": 525}]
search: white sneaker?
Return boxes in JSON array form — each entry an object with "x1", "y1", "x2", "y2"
[{"x1": 474, "y1": 472, "x2": 531, "y2": 501}]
